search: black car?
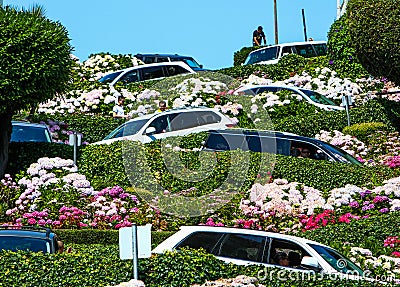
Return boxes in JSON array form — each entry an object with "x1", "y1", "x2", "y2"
[
  {"x1": 134, "y1": 53, "x2": 206, "y2": 71},
  {"x1": 203, "y1": 129, "x2": 362, "y2": 165},
  {"x1": 0, "y1": 226, "x2": 62, "y2": 253}
]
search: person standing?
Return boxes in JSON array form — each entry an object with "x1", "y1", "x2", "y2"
[
  {"x1": 113, "y1": 96, "x2": 128, "y2": 119},
  {"x1": 253, "y1": 26, "x2": 267, "y2": 46}
]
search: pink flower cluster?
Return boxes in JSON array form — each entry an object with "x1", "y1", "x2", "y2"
[
  {"x1": 58, "y1": 206, "x2": 88, "y2": 228},
  {"x1": 384, "y1": 236, "x2": 400, "y2": 258}
]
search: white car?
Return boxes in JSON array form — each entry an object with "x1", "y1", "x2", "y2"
[
  {"x1": 153, "y1": 226, "x2": 366, "y2": 279},
  {"x1": 93, "y1": 107, "x2": 235, "y2": 145},
  {"x1": 98, "y1": 61, "x2": 196, "y2": 87},
  {"x1": 234, "y1": 84, "x2": 344, "y2": 111},
  {"x1": 243, "y1": 41, "x2": 327, "y2": 66}
]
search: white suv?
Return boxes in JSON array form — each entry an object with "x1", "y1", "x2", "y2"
[
  {"x1": 153, "y1": 226, "x2": 366, "y2": 279},
  {"x1": 98, "y1": 61, "x2": 196, "y2": 87},
  {"x1": 93, "y1": 107, "x2": 235, "y2": 145}
]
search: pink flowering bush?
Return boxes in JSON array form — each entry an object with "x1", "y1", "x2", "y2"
[{"x1": 384, "y1": 236, "x2": 400, "y2": 258}]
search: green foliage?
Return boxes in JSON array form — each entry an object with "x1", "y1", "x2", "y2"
[
  {"x1": 5, "y1": 142, "x2": 73, "y2": 177},
  {"x1": 31, "y1": 113, "x2": 124, "y2": 143},
  {"x1": 347, "y1": 0, "x2": 400, "y2": 85},
  {"x1": 327, "y1": 14, "x2": 368, "y2": 79},
  {"x1": 220, "y1": 54, "x2": 328, "y2": 81},
  {"x1": 56, "y1": 229, "x2": 175, "y2": 248},
  {"x1": 0, "y1": 6, "x2": 73, "y2": 113},
  {"x1": 233, "y1": 46, "x2": 263, "y2": 66},
  {"x1": 342, "y1": 122, "x2": 390, "y2": 142},
  {"x1": 273, "y1": 99, "x2": 399, "y2": 138},
  {"x1": 78, "y1": 137, "x2": 396, "y2": 197},
  {"x1": 299, "y1": 212, "x2": 400, "y2": 257}
]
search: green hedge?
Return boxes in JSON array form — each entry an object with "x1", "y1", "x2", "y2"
[
  {"x1": 31, "y1": 113, "x2": 125, "y2": 143},
  {"x1": 78, "y1": 138, "x2": 397, "y2": 194},
  {"x1": 0, "y1": 246, "x2": 386, "y2": 287},
  {"x1": 56, "y1": 229, "x2": 175, "y2": 248},
  {"x1": 342, "y1": 122, "x2": 389, "y2": 142},
  {"x1": 6, "y1": 142, "x2": 74, "y2": 176}
]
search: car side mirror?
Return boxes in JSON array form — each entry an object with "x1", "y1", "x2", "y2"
[
  {"x1": 301, "y1": 257, "x2": 321, "y2": 271},
  {"x1": 145, "y1": 127, "x2": 156, "y2": 135},
  {"x1": 200, "y1": 64, "x2": 203, "y2": 68}
]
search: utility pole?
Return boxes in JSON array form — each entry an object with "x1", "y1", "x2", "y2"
[
  {"x1": 273, "y1": 0, "x2": 278, "y2": 44},
  {"x1": 302, "y1": 9, "x2": 308, "y2": 41},
  {"x1": 337, "y1": 0, "x2": 348, "y2": 19}
]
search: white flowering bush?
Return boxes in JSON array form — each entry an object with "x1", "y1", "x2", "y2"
[{"x1": 315, "y1": 130, "x2": 369, "y2": 159}]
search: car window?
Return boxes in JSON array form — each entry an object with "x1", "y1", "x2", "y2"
[
  {"x1": 217, "y1": 233, "x2": 266, "y2": 262},
  {"x1": 312, "y1": 43, "x2": 328, "y2": 56},
  {"x1": 293, "y1": 44, "x2": 317, "y2": 58},
  {"x1": 99, "y1": 71, "x2": 123, "y2": 84},
  {"x1": 170, "y1": 57, "x2": 202, "y2": 69},
  {"x1": 204, "y1": 133, "x2": 246, "y2": 151},
  {"x1": 175, "y1": 231, "x2": 224, "y2": 253},
  {"x1": 281, "y1": 46, "x2": 293, "y2": 55},
  {"x1": 118, "y1": 70, "x2": 139, "y2": 84},
  {"x1": 156, "y1": 57, "x2": 168, "y2": 62},
  {"x1": 11, "y1": 125, "x2": 51, "y2": 143},
  {"x1": 245, "y1": 46, "x2": 280, "y2": 65},
  {"x1": 246, "y1": 135, "x2": 277, "y2": 153},
  {"x1": 0, "y1": 236, "x2": 49, "y2": 253},
  {"x1": 256, "y1": 87, "x2": 279, "y2": 94},
  {"x1": 142, "y1": 57, "x2": 156, "y2": 64},
  {"x1": 268, "y1": 238, "x2": 310, "y2": 266},
  {"x1": 309, "y1": 244, "x2": 364, "y2": 275},
  {"x1": 299, "y1": 89, "x2": 337, "y2": 106},
  {"x1": 169, "y1": 111, "x2": 218, "y2": 131},
  {"x1": 165, "y1": 65, "x2": 191, "y2": 76},
  {"x1": 103, "y1": 119, "x2": 148, "y2": 140},
  {"x1": 147, "y1": 114, "x2": 179, "y2": 134},
  {"x1": 140, "y1": 66, "x2": 165, "y2": 81},
  {"x1": 290, "y1": 141, "x2": 329, "y2": 160}
]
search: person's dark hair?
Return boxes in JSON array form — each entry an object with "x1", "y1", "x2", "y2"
[
  {"x1": 258, "y1": 26, "x2": 263, "y2": 30},
  {"x1": 274, "y1": 251, "x2": 288, "y2": 262}
]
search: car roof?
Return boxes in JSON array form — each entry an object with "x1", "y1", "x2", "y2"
[
  {"x1": 235, "y1": 84, "x2": 303, "y2": 93},
  {"x1": 0, "y1": 226, "x2": 53, "y2": 240},
  {"x1": 177, "y1": 225, "x2": 328, "y2": 247},
  {"x1": 107, "y1": 61, "x2": 193, "y2": 75},
  {"x1": 209, "y1": 128, "x2": 309, "y2": 140},
  {"x1": 11, "y1": 121, "x2": 48, "y2": 129},
  {"x1": 249, "y1": 41, "x2": 327, "y2": 54},
  {"x1": 135, "y1": 53, "x2": 194, "y2": 58},
  {"x1": 126, "y1": 106, "x2": 222, "y2": 123}
]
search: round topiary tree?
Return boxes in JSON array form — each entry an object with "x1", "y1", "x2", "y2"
[
  {"x1": 0, "y1": 6, "x2": 73, "y2": 177},
  {"x1": 326, "y1": 13, "x2": 368, "y2": 80},
  {"x1": 346, "y1": 0, "x2": 400, "y2": 85}
]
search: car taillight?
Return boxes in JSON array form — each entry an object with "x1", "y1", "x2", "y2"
[{"x1": 225, "y1": 123, "x2": 236, "y2": 128}]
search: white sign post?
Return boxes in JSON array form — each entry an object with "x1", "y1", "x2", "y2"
[
  {"x1": 119, "y1": 224, "x2": 152, "y2": 280},
  {"x1": 341, "y1": 95, "x2": 353, "y2": 126},
  {"x1": 68, "y1": 132, "x2": 82, "y2": 166}
]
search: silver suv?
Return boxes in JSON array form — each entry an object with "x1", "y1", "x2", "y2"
[{"x1": 134, "y1": 53, "x2": 205, "y2": 71}]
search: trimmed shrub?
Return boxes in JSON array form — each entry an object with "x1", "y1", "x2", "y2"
[
  {"x1": 6, "y1": 142, "x2": 74, "y2": 177},
  {"x1": 347, "y1": 0, "x2": 400, "y2": 85},
  {"x1": 31, "y1": 113, "x2": 124, "y2": 143},
  {"x1": 327, "y1": 14, "x2": 368, "y2": 80},
  {"x1": 342, "y1": 122, "x2": 390, "y2": 142}
]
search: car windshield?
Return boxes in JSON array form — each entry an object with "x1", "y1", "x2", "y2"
[
  {"x1": 0, "y1": 236, "x2": 50, "y2": 253},
  {"x1": 322, "y1": 142, "x2": 362, "y2": 165},
  {"x1": 103, "y1": 119, "x2": 148, "y2": 140},
  {"x1": 299, "y1": 89, "x2": 337, "y2": 106},
  {"x1": 99, "y1": 71, "x2": 123, "y2": 84},
  {"x1": 245, "y1": 47, "x2": 280, "y2": 65},
  {"x1": 171, "y1": 57, "x2": 201, "y2": 69},
  {"x1": 309, "y1": 244, "x2": 364, "y2": 276},
  {"x1": 11, "y1": 125, "x2": 51, "y2": 142}
]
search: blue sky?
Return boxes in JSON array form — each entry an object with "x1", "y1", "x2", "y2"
[{"x1": 5, "y1": 0, "x2": 338, "y2": 69}]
